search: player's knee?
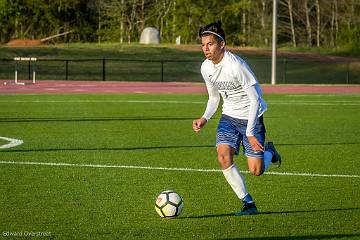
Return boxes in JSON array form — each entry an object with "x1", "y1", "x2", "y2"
[
  {"x1": 249, "y1": 166, "x2": 264, "y2": 176},
  {"x1": 217, "y1": 153, "x2": 233, "y2": 170}
]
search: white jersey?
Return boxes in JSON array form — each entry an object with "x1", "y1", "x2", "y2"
[{"x1": 200, "y1": 50, "x2": 267, "y2": 136}]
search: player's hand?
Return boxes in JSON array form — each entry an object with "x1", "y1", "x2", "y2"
[
  {"x1": 192, "y1": 118, "x2": 207, "y2": 132},
  {"x1": 247, "y1": 136, "x2": 264, "y2": 152}
]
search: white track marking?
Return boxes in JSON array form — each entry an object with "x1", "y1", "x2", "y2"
[
  {"x1": 0, "y1": 99, "x2": 360, "y2": 107},
  {"x1": 0, "y1": 160, "x2": 359, "y2": 178},
  {"x1": 287, "y1": 94, "x2": 360, "y2": 97},
  {"x1": 267, "y1": 100, "x2": 360, "y2": 106},
  {"x1": 0, "y1": 99, "x2": 359, "y2": 106},
  {"x1": 0, "y1": 100, "x2": 205, "y2": 104},
  {"x1": 0, "y1": 137, "x2": 23, "y2": 149}
]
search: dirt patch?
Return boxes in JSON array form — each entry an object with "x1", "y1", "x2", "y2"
[{"x1": 6, "y1": 39, "x2": 42, "y2": 47}]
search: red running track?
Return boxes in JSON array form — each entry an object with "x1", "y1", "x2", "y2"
[{"x1": 0, "y1": 80, "x2": 360, "y2": 94}]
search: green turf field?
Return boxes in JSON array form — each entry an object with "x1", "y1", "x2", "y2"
[{"x1": 0, "y1": 93, "x2": 359, "y2": 239}]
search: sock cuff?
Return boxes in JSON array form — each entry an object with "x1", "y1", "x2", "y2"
[
  {"x1": 222, "y1": 163, "x2": 236, "y2": 173},
  {"x1": 243, "y1": 193, "x2": 254, "y2": 203},
  {"x1": 265, "y1": 148, "x2": 274, "y2": 155}
]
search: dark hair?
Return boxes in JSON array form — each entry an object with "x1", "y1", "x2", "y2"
[{"x1": 198, "y1": 20, "x2": 226, "y2": 43}]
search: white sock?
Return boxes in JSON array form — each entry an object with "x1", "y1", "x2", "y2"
[
  {"x1": 263, "y1": 150, "x2": 273, "y2": 172},
  {"x1": 222, "y1": 164, "x2": 248, "y2": 200}
]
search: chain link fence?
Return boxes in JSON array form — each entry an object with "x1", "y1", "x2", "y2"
[{"x1": 0, "y1": 58, "x2": 359, "y2": 84}]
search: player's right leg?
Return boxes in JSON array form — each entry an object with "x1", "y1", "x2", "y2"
[
  {"x1": 218, "y1": 145, "x2": 256, "y2": 215},
  {"x1": 218, "y1": 145, "x2": 250, "y2": 200},
  {"x1": 216, "y1": 115, "x2": 257, "y2": 215}
]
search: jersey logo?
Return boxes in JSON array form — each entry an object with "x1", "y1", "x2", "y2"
[{"x1": 215, "y1": 81, "x2": 240, "y2": 91}]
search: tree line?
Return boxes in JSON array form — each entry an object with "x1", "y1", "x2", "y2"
[{"x1": 0, "y1": 0, "x2": 359, "y2": 51}]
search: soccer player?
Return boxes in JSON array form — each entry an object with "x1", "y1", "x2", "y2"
[{"x1": 192, "y1": 21, "x2": 281, "y2": 215}]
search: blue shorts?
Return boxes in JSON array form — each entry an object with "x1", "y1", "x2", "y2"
[{"x1": 216, "y1": 114, "x2": 266, "y2": 158}]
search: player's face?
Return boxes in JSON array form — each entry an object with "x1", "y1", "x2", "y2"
[{"x1": 201, "y1": 35, "x2": 225, "y2": 64}]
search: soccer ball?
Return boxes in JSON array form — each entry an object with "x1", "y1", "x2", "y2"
[{"x1": 155, "y1": 190, "x2": 184, "y2": 218}]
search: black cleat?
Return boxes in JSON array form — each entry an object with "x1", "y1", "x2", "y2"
[
  {"x1": 235, "y1": 202, "x2": 258, "y2": 216},
  {"x1": 266, "y1": 142, "x2": 282, "y2": 168}
]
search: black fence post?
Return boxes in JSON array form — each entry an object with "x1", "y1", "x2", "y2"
[
  {"x1": 28, "y1": 60, "x2": 31, "y2": 80},
  {"x1": 65, "y1": 60, "x2": 69, "y2": 80},
  {"x1": 282, "y1": 57, "x2": 287, "y2": 84},
  {"x1": 346, "y1": 62, "x2": 350, "y2": 84},
  {"x1": 161, "y1": 61, "x2": 164, "y2": 82},
  {"x1": 102, "y1": 58, "x2": 106, "y2": 81}
]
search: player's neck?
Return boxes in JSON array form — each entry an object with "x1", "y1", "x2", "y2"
[{"x1": 212, "y1": 50, "x2": 225, "y2": 65}]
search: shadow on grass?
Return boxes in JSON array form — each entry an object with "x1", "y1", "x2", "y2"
[
  {"x1": 3, "y1": 142, "x2": 360, "y2": 152},
  {"x1": 278, "y1": 143, "x2": 360, "y2": 146},
  {"x1": 0, "y1": 145, "x2": 215, "y2": 153},
  {"x1": 0, "y1": 117, "x2": 195, "y2": 123},
  {"x1": 181, "y1": 207, "x2": 360, "y2": 219},
  {"x1": 220, "y1": 233, "x2": 360, "y2": 239}
]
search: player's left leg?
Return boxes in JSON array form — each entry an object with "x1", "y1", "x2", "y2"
[
  {"x1": 247, "y1": 156, "x2": 266, "y2": 176},
  {"x1": 242, "y1": 116, "x2": 280, "y2": 175},
  {"x1": 245, "y1": 143, "x2": 276, "y2": 175},
  {"x1": 266, "y1": 142, "x2": 282, "y2": 167}
]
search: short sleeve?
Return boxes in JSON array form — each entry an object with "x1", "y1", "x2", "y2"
[{"x1": 233, "y1": 58, "x2": 257, "y2": 90}]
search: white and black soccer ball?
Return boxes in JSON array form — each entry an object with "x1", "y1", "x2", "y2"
[{"x1": 155, "y1": 190, "x2": 184, "y2": 218}]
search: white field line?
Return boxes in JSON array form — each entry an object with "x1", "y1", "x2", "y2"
[
  {"x1": 268, "y1": 100, "x2": 360, "y2": 106},
  {"x1": 0, "y1": 99, "x2": 360, "y2": 106},
  {"x1": 0, "y1": 160, "x2": 359, "y2": 179},
  {"x1": 286, "y1": 94, "x2": 360, "y2": 97},
  {"x1": 0, "y1": 136, "x2": 23, "y2": 149}
]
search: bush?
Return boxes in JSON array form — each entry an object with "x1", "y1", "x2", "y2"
[{"x1": 338, "y1": 26, "x2": 360, "y2": 56}]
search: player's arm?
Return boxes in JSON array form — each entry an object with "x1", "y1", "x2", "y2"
[
  {"x1": 193, "y1": 78, "x2": 220, "y2": 132},
  {"x1": 235, "y1": 59, "x2": 264, "y2": 152},
  {"x1": 192, "y1": 118, "x2": 207, "y2": 132},
  {"x1": 244, "y1": 85, "x2": 264, "y2": 152}
]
